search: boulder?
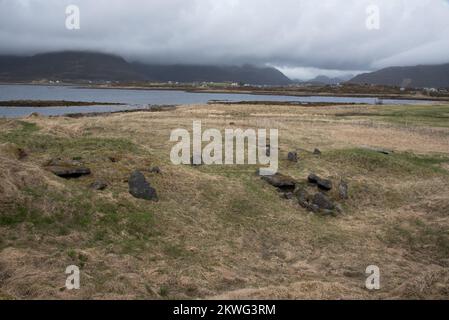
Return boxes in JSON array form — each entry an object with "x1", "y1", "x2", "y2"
[
  {"x1": 296, "y1": 189, "x2": 313, "y2": 209},
  {"x1": 128, "y1": 170, "x2": 158, "y2": 201},
  {"x1": 317, "y1": 178, "x2": 333, "y2": 191},
  {"x1": 307, "y1": 173, "x2": 320, "y2": 184},
  {"x1": 45, "y1": 159, "x2": 91, "y2": 179},
  {"x1": 287, "y1": 151, "x2": 298, "y2": 163},
  {"x1": 308, "y1": 173, "x2": 332, "y2": 191},
  {"x1": 261, "y1": 173, "x2": 297, "y2": 192},
  {"x1": 312, "y1": 192, "x2": 335, "y2": 211}
]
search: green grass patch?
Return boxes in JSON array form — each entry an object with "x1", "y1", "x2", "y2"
[
  {"x1": 383, "y1": 218, "x2": 449, "y2": 261},
  {"x1": 0, "y1": 121, "x2": 39, "y2": 145},
  {"x1": 10, "y1": 185, "x2": 158, "y2": 253},
  {"x1": 0, "y1": 120, "x2": 141, "y2": 158},
  {"x1": 0, "y1": 206, "x2": 29, "y2": 226},
  {"x1": 336, "y1": 105, "x2": 449, "y2": 128},
  {"x1": 324, "y1": 148, "x2": 449, "y2": 177}
]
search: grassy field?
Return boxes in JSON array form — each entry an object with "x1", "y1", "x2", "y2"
[{"x1": 0, "y1": 102, "x2": 449, "y2": 299}]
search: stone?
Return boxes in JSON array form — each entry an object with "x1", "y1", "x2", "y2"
[
  {"x1": 308, "y1": 173, "x2": 332, "y2": 191},
  {"x1": 47, "y1": 166, "x2": 91, "y2": 178},
  {"x1": 287, "y1": 151, "x2": 298, "y2": 163},
  {"x1": 339, "y1": 180, "x2": 349, "y2": 200},
  {"x1": 317, "y1": 178, "x2": 333, "y2": 191},
  {"x1": 150, "y1": 166, "x2": 161, "y2": 174},
  {"x1": 296, "y1": 189, "x2": 313, "y2": 209},
  {"x1": 308, "y1": 173, "x2": 320, "y2": 184},
  {"x1": 261, "y1": 173, "x2": 297, "y2": 192},
  {"x1": 313, "y1": 148, "x2": 322, "y2": 155},
  {"x1": 312, "y1": 192, "x2": 335, "y2": 211},
  {"x1": 128, "y1": 170, "x2": 158, "y2": 201},
  {"x1": 45, "y1": 159, "x2": 91, "y2": 179},
  {"x1": 90, "y1": 180, "x2": 108, "y2": 191}
]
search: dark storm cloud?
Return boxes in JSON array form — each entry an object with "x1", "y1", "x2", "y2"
[{"x1": 1, "y1": 0, "x2": 448, "y2": 79}]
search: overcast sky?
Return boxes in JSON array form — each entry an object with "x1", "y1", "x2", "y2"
[{"x1": 1, "y1": 0, "x2": 449, "y2": 80}]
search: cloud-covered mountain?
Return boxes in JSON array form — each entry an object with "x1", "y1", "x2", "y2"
[
  {"x1": 1, "y1": 0, "x2": 449, "y2": 78},
  {"x1": 348, "y1": 63, "x2": 449, "y2": 88},
  {"x1": 0, "y1": 51, "x2": 292, "y2": 85}
]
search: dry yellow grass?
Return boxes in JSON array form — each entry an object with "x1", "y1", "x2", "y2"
[{"x1": 0, "y1": 103, "x2": 448, "y2": 300}]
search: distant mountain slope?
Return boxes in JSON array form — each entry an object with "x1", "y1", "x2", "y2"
[
  {"x1": 292, "y1": 74, "x2": 354, "y2": 86},
  {"x1": 0, "y1": 51, "x2": 291, "y2": 85},
  {"x1": 0, "y1": 52, "x2": 145, "y2": 81},
  {"x1": 132, "y1": 63, "x2": 291, "y2": 85},
  {"x1": 307, "y1": 75, "x2": 353, "y2": 85},
  {"x1": 348, "y1": 63, "x2": 449, "y2": 88}
]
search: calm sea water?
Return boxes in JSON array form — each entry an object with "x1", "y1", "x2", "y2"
[{"x1": 0, "y1": 84, "x2": 430, "y2": 118}]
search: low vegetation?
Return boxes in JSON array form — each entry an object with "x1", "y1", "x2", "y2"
[{"x1": 0, "y1": 102, "x2": 448, "y2": 299}]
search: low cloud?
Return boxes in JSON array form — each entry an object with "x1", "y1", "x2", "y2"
[{"x1": 1, "y1": 0, "x2": 448, "y2": 78}]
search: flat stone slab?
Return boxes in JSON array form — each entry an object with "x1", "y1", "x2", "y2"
[
  {"x1": 46, "y1": 165, "x2": 91, "y2": 178},
  {"x1": 45, "y1": 158, "x2": 91, "y2": 178},
  {"x1": 262, "y1": 173, "x2": 297, "y2": 192}
]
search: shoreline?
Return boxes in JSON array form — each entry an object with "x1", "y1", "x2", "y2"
[
  {"x1": 0, "y1": 100, "x2": 123, "y2": 107},
  {"x1": 0, "y1": 82, "x2": 445, "y2": 102}
]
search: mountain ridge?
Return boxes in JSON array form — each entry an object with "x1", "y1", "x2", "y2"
[
  {"x1": 0, "y1": 51, "x2": 292, "y2": 85},
  {"x1": 348, "y1": 63, "x2": 449, "y2": 88}
]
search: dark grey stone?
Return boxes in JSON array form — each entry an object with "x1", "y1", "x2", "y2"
[
  {"x1": 312, "y1": 192, "x2": 335, "y2": 211},
  {"x1": 45, "y1": 159, "x2": 91, "y2": 179},
  {"x1": 308, "y1": 173, "x2": 320, "y2": 184},
  {"x1": 90, "y1": 180, "x2": 108, "y2": 191},
  {"x1": 287, "y1": 151, "x2": 298, "y2": 162},
  {"x1": 128, "y1": 170, "x2": 158, "y2": 201},
  {"x1": 261, "y1": 173, "x2": 297, "y2": 192},
  {"x1": 296, "y1": 189, "x2": 312, "y2": 209},
  {"x1": 317, "y1": 178, "x2": 333, "y2": 191}
]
